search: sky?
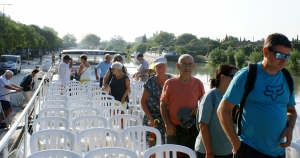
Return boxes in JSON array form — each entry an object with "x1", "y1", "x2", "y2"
[{"x1": 2, "y1": 0, "x2": 300, "y2": 42}]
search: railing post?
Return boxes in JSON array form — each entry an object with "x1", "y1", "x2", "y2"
[
  {"x1": 24, "y1": 111, "x2": 28, "y2": 158},
  {"x1": 2, "y1": 144, "x2": 8, "y2": 158}
]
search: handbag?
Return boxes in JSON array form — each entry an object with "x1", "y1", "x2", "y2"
[{"x1": 75, "y1": 68, "x2": 87, "y2": 81}]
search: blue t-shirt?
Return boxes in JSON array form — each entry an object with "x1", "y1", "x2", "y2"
[
  {"x1": 195, "y1": 88, "x2": 232, "y2": 155},
  {"x1": 223, "y1": 62, "x2": 296, "y2": 156},
  {"x1": 95, "y1": 61, "x2": 112, "y2": 78}
]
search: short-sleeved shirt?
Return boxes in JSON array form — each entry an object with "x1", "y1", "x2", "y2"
[
  {"x1": 195, "y1": 88, "x2": 232, "y2": 155},
  {"x1": 160, "y1": 77, "x2": 205, "y2": 125},
  {"x1": 95, "y1": 61, "x2": 112, "y2": 78},
  {"x1": 223, "y1": 62, "x2": 296, "y2": 156},
  {"x1": 137, "y1": 59, "x2": 149, "y2": 73},
  {"x1": 58, "y1": 61, "x2": 71, "y2": 84},
  {"x1": 0, "y1": 75, "x2": 11, "y2": 101}
]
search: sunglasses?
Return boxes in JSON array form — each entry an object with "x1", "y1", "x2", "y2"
[{"x1": 273, "y1": 51, "x2": 291, "y2": 60}]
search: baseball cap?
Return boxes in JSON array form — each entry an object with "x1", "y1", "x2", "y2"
[
  {"x1": 153, "y1": 57, "x2": 167, "y2": 66},
  {"x1": 177, "y1": 107, "x2": 195, "y2": 129},
  {"x1": 136, "y1": 53, "x2": 144, "y2": 58}
]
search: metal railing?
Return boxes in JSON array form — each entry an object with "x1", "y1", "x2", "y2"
[{"x1": 0, "y1": 66, "x2": 53, "y2": 158}]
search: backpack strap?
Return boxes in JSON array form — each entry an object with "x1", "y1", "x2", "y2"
[
  {"x1": 281, "y1": 68, "x2": 293, "y2": 98},
  {"x1": 237, "y1": 63, "x2": 257, "y2": 136}
]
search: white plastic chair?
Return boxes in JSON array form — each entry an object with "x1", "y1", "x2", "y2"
[
  {"x1": 45, "y1": 95, "x2": 68, "y2": 102},
  {"x1": 69, "y1": 107, "x2": 100, "y2": 124},
  {"x1": 99, "y1": 106, "x2": 127, "y2": 119},
  {"x1": 27, "y1": 149, "x2": 81, "y2": 158},
  {"x1": 30, "y1": 129, "x2": 75, "y2": 154},
  {"x1": 287, "y1": 143, "x2": 300, "y2": 158},
  {"x1": 47, "y1": 87, "x2": 66, "y2": 92},
  {"x1": 69, "y1": 95, "x2": 91, "y2": 102},
  {"x1": 71, "y1": 115, "x2": 108, "y2": 135},
  {"x1": 108, "y1": 114, "x2": 143, "y2": 133},
  {"x1": 292, "y1": 122, "x2": 300, "y2": 143},
  {"x1": 67, "y1": 100, "x2": 93, "y2": 110},
  {"x1": 39, "y1": 107, "x2": 69, "y2": 119},
  {"x1": 67, "y1": 90, "x2": 87, "y2": 97},
  {"x1": 83, "y1": 147, "x2": 138, "y2": 158},
  {"x1": 32, "y1": 117, "x2": 69, "y2": 133},
  {"x1": 93, "y1": 94, "x2": 115, "y2": 107},
  {"x1": 87, "y1": 90, "x2": 108, "y2": 97},
  {"x1": 67, "y1": 86, "x2": 86, "y2": 92},
  {"x1": 143, "y1": 144, "x2": 196, "y2": 158},
  {"x1": 83, "y1": 82, "x2": 99, "y2": 88},
  {"x1": 66, "y1": 81, "x2": 81, "y2": 87},
  {"x1": 46, "y1": 90, "x2": 66, "y2": 96},
  {"x1": 95, "y1": 100, "x2": 122, "y2": 109},
  {"x1": 86, "y1": 86, "x2": 102, "y2": 93},
  {"x1": 41, "y1": 101, "x2": 67, "y2": 109},
  {"x1": 120, "y1": 126, "x2": 161, "y2": 157},
  {"x1": 76, "y1": 128, "x2": 121, "y2": 157}
]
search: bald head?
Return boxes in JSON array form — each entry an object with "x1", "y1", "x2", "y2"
[{"x1": 178, "y1": 54, "x2": 194, "y2": 63}]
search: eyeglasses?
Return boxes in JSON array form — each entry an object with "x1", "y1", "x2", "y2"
[
  {"x1": 180, "y1": 62, "x2": 193, "y2": 68},
  {"x1": 226, "y1": 74, "x2": 235, "y2": 78},
  {"x1": 273, "y1": 51, "x2": 291, "y2": 60}
]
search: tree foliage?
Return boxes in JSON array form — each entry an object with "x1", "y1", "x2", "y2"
[
  {"x1": 286, "y1": 50, "x2": 300, "y2": 76},
  {"x1": 208, "y1": 48, "x2": 226, "y2": 66},
  {"x1": 248, "y1": 51, "x2": 263, "y2": 63},
  {"x1": 176, "y1": 33, "x2": 197, "y2": 46},
  {"x1": 234, "y1": 50, "x2": 246, "y2": 69},
  {"x1": 62, "y1": 33, "x2": 77, "y2": 49},
  {"x1": 81, "y1": 34, "x2": 101, "y2": 48},
  {"x1": 154, "y1": 31, "x2": 176, "y2": 47}
]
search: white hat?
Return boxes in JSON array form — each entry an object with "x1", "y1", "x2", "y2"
[{"x1": 153, "y1": 57, "x2": 167, "y2": 66}]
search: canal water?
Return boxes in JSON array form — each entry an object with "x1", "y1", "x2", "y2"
[{"x1": 124, "y1": 57, "x2": 300, "y2": 102}]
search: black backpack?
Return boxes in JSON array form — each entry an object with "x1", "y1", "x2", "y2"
[{"x1": 235, "y1": 63, "x2": 294, "y2": 135}]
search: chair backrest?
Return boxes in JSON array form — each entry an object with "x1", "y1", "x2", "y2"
[
  {"x1": 47, "y1": 86, "x2": 66, "y2": 92},
  {"x1": 87, "y1": 90, "x2": 108, "y2": 97},
  {"x1": 45, "y1": 95, "x2": 68, "y2": 102},
  {"x1": 84, "y1": 82, "x2": 99, "y2": 88},
  {"x1": 77, "y1": 128, "x2": 121, "y2": 156},
  {"x1": 41, "y1": 101, "x2": 67, "y2": 109},
  {"x1": 95, "y1": 100, "x2": 121, "y2": 109},
  {"x1": 48, "y1": 82, "x2": 66, "y2": 88},
  {"x1": 99, "y1": 106, "x2": 127, "y2": 119},
  {"x1": 69, "y1": 107, "x2": 100, "y2": 123},
  {"x1": 67, "y1": 86, "x2": 85, "y2": 92},
  {"x1": 287, "y1": 143, "x2": 300, "y2": 158},
  {"x1": 30, "y1": 129, "x2": 75, "y2": 154},
  {"x1": 66, "y1": 81, "x2": 81, "y2": 87},
  {"x1": 32, "y1": 117, "x2": 69, "y2": 133},
  {"x1": 67, "y1": 100, "x2": 93, "y2": 110},
  {"x1": 39, "y1": 107, "x2": 69, "y2": 119},
  {"x1": 83, "y1": 147, "x2": 138, "y2": 158},
  {"x1": 67, "y1": 90, "x2": 87, "y2": 97},
  {"x1": 72, "y1": 115, "x2": 108, "y2": 134},
  {"x1": 69, "y1": 95, "x2": 91, "y2": 102},
  {"x1": 46, "y1": 90, "x2": 66, "y2": 96},
  {"x1": 86, "y1": 86, "x2": 102, "y2": 93},
  {"x1": 120, "y1": 126, "x2": 161, "y2": 157},
  {"x1": 27, "y1": 149, "x2": 81, "y2": 158},
  {"x1": 109, "y1": 114, "x2": 142, "y2": 133},
  {"x1": 93, "y1": 95, "x2": 115, "y2": 107},
  {"x1": 143, "y1": 144, "x2": 196, "y2": 158}
]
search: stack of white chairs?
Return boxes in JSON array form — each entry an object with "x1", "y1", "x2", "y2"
[
  {"x1": 27, "y1": 149, "x2": 81, "y2": 158},
  {"x1": 129, "y1": 81, "x2": 145, "y2": 119},
  {"x1": 95, "y1": 99, "x2": 121, "y2": 109},
  {"x1": 39, "y1": 107, "x2": 69, "y2": 120},
  {"x1": 69, "y1": 107, "x2": 100, "y2": 125},
  {"x1": 83, "y1": 147, "x2": 138, "y2": 158},
  {"x1": 120, "y1": 126, "x2": 161, "y2": 158},
  {"x1": 108, "y1": 114, "x2": 142, "y2": 133},
  {"x1": 93, "y1": 94, "x2": 115, "y2": 107},
  {"x1": 45, "y1": 96, "x2": 68, "y2": 103},
  {"x1": 87, "y1": 90, "x2": 108, "y2": 97},
  {"x1": 41, "y1": 101, "x2": 67, "y2": 110},
  {"x1": 67, "y1": 100, "x2": 93, "y2": 110},
  {"x1": 71, "y1": 115, "x2": 108, "y2": 135},
  {"x1": 46, "y1": 90, "x2": 66, "y2": 96},
  {"x1": 67, "y1": 90, "x2": 87, "y2": 97},
  {"x1": 69, "y1": 95, "x2": 91, "y2": 102},
  {"x1": 32, "y1": 116, "x2": 69, "y2": 133},
  {"x1": 99, "y1": 106, "x2": 127, "y2": 120}
]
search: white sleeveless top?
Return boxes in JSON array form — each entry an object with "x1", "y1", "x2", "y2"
[{"x1": 80, "y1": 64, "x2": 91, "y2": 80}]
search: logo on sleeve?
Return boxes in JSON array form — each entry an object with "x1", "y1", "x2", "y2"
[{"x1": 264, "y1": 84, "x2": 284, "y2": 101}]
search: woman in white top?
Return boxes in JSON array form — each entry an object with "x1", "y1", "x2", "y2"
[{"x1": 77, "y1": 54, "x2": 91, "y2": 83}]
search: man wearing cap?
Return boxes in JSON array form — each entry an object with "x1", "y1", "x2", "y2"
[
  {"x1": 133, "y1": 53, "x2": 149, "y2": 82},
  {"x1": 95, "y1": 54, "x2": 112, "y2": 87},
  {"x1": 58, "y1": 55, "x2": 73, "y2": 84},
  {"x1": 160, "y1": 54, "x2": 205, "y2": 149}
]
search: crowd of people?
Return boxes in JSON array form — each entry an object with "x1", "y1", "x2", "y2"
[{"x1": 6, "y1": 32, "x2": 290, "y2": 158}]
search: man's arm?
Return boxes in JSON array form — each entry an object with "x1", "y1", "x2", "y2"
[
  {"x1": 69, "y1": 58, "x2": 73, "y2": 68},
  {"x1": 160, "y1": 101, "x2": 176, "y2": 136},
  {"x1": 95, "y1": 68, "x2": 99, "y2": 81},
  {"x1": 4, "y1": 84, "x2": 22, "y2": 92},
  {"x1": 280, "y1": 106, "x2": 297, "y2": 148},
  {"x1": 217, "y1": 99, "x2": 240, "y2": 153}
]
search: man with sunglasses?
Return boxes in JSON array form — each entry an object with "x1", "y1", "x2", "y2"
[{"x1": 218, "y1": 33, "x2": 296, "y2": 158}]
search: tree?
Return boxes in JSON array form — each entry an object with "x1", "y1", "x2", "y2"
[
  {"x1": 110, "y1": 35, "x2": 126, "y2": 51},
  {"x1": 154, "y1": 31, "x2": 176, "y2": 47},
  {"x1": 225, "y1": 46, "x2": 235, "y2": 65},
  {"x1": 175, "y1": 46, "x2": 188, "y2": 55},
  {"x1": 62, "y1": 33, "x2": 77, "y2": 49},
  {"x1": 142, "y1": 34, "x2": 147, "y2": 43},
  {"x1": 42, "y1": 26, "x2": 58, "y2": 36},
  {"x1": 134, "y1": 43, "x2": 147, "y2": 54},
  {"x1": 176, "y1": 33, "x2": 197, "y2": 46},
  {"x1": 208, "y1": 48, "x2": 226, "y2": 66},
  {"x1": 81, "y1": 34, "x2": 101, "y2": 48},
  {"x1": 125, "y1": 44, "x2": 131, "y2": 54},
  {"x1": 248, "y1": 51, "x2": 263, "y2": 63},
  {"x1": 104, "y1": 44, "x2": 114, "y2": 51},
  {"x1": 234, "y1": 50, "x2": 246, "y2": 68},
  {"x1": 286, "y1": 50, "x2": 300, "y2": 76}
]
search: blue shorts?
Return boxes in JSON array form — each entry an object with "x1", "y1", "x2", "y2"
[{"x1": 1, "y1": 100, "x2": 11, "y2": 111}]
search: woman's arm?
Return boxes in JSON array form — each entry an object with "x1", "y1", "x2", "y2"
[
  {"x1": 102, "y1": 69, "x2": 111, "y2": 89},
  {"x1": 77, "y1": 64, "x2": 84, "y2": 75},
  {"x1": 141, "y1": 89, "x2": 155, "y2": 127},
  {"x1": 200, "y1": 122, "x2": 214, "y2": 157},
  {"x1": 121, "y1": 78, "x2": 130, "y2": 104}
]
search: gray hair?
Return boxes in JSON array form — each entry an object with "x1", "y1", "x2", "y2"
[
  {"x1": 111, "y1": 62, "x2": 123, "y2": 71},
  {"x1": 4, "y1": 70, "x2": 13, "y2": 76},
  {"x1": 178, "y1": 54, "x2": 194, "y2": 63},
  {"x1": 105, "y1": 54, "x2": 111, "y2": 58}
]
